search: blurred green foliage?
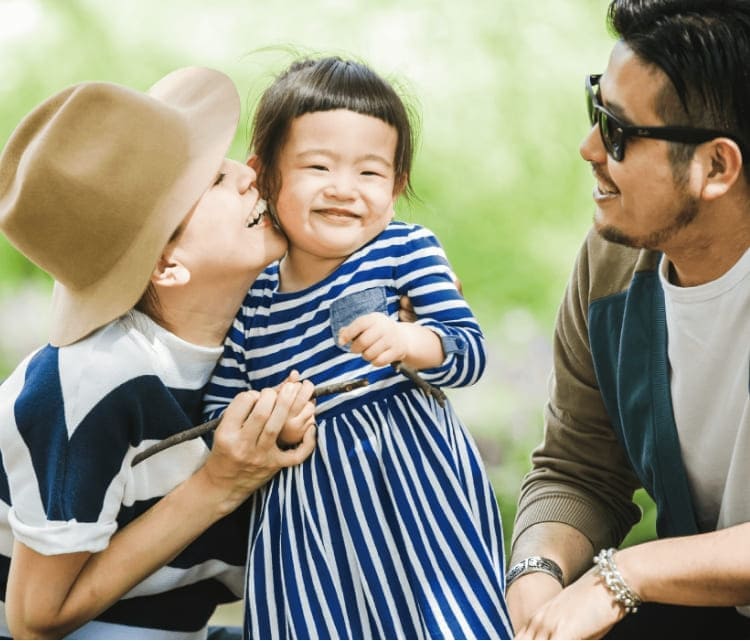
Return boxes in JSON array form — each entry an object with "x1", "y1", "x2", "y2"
[{"x1": 0, "y1": 0, "x2": 656, "y2": 553}]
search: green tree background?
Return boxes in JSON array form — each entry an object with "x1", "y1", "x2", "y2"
[{"x1": 0, "y1": 0, "x2": 657, "y2": 615}]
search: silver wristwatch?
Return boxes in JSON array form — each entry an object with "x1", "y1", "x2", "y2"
[{"x1": 506, "y1": 556, "x2": 564, "y2": 589}]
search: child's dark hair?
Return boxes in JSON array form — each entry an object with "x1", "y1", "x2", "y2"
[{"x1": 249, "y1": 56, "x2": 417, "y2": 202}]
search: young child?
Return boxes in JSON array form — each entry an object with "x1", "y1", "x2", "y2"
[{"x1": 204, "y1": 57, "x2": 512, "y2": 639}]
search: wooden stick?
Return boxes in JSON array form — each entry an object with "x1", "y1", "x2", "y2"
[
  {"x1": 392, "y1": 361, "x2": 447, "y2": 407},
  {"x1": 131, "y1": 378, "x2": 368, "y2": 466}
]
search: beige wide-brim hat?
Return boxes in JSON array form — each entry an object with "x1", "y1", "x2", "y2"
[{"x1": 0, "y1": 67, "x2": 240, "y2": 346}]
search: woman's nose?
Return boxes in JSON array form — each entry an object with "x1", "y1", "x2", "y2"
[{"x1": 238, "y1": 161, "x2": 257, "y2": 189}]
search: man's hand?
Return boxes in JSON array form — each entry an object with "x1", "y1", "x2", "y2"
[{"x1": 507, "y1": 572, "x2": 564, "y2": 634}]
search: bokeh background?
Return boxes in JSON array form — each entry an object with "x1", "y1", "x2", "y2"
[{"x1": 0, "y1": 0, "x2": 657, "y2": 624}]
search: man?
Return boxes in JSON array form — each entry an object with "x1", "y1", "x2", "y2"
[{"x1": 508, "y1": 1, "x2": 750, "y2": 638}]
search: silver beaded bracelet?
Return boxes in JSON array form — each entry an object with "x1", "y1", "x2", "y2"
[{"x1": 593, "y1": 547, "x2": 642, "y2": 614}]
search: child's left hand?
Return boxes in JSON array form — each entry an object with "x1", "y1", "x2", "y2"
[{"x1": 339, "y1": 312, "x2": 407, "y2": 367}]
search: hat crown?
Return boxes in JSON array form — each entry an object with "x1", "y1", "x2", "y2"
[
  {"x1": 0, "y1": 82, "x2": 189, "y2": 290},
  {"x1": 0, "y1": 67, "x2": 240, "y2": 346}
]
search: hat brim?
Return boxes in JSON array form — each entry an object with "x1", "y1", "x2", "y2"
[{"x1": 48, "y1": 67, "x2": 240, "y2": 346}]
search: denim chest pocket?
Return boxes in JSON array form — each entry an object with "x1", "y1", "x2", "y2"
[{"x1": 330, "y1": 287, "x2": 388, "y2": 352}]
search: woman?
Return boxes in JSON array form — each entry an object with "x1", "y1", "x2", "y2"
[{"x1": 0, "y1": 66, "x2": 315, "y2": 639}]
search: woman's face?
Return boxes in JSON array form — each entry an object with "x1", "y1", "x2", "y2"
[{"x1": 173, "y1": 158, "x2": 287, "y2": 282}]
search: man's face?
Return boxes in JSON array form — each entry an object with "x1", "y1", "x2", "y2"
[{"x1": 579, "y1": 41, "x2": 700, "y2": 250}]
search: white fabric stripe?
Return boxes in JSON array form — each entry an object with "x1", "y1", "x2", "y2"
[
  {"x1": 248, "y1": 483, "x2": 278, "y2": 639},
  {"x1": 0, "y1": 502, "x2": 12, "y2": 557},
  {"x1": 59, "y1": 312, "x2": 220, "y2": 436},
  {"x1": 124, "y1": 558, "x2": 244, "y2": 599},
  {"x1": 124, "y1": 438, "x2": 206, "y2": 505}
]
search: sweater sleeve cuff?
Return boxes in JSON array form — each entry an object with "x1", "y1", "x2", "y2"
[{"x1": 512, "y1": 487, "x2": 621, "y2": 553}]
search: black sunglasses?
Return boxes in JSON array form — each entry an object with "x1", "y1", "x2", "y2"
[{"x1": 586, "y1": 73, "x2": 743, "y2": 161}]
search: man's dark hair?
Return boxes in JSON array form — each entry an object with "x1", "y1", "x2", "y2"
[
  {"x1": 249, "y1": 56, "x2": 418, "y2": 201},
  {"x1": 608, "y1": 0, "x2": 750, "y2": 176}
]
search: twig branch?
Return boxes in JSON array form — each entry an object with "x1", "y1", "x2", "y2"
[
  {"x1": 131, "y1": 378, "x2": 368, "y2": 466},
  {"x1": 391, "y1": 361, "x2": 447, "y2": 407}
]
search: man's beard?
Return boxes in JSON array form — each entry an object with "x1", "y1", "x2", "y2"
[{"x1": 595, "y1": 194, "x2": 700, "y2": 250}]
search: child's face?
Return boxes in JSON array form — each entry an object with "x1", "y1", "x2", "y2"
[{"x1": 274, "y1": 109, "x2": 400, "y2": 262}]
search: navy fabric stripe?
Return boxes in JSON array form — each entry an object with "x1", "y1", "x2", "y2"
[
  {"x1": 96, "y1": 578, "x2": 235, "y2": 632},
  {"x1": 0, "y1": 555, "x2": 8, "y2": 601},
  {"x1": 0, "y1": 453, "x2": 9, "y2": 505},
  {"x1": 14, "y1": 347, "x2": 68, "y2": 519},
  {"x1": 116, "y1": 497, "x2": 250, "y2": 568}
]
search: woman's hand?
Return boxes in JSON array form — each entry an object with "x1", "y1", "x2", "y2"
[
  {"x1": 6, "y1": 385, "x2": 317, "y2": 639},
  {"x1": 202, "y1": 384, "x2": 316, "y2": 515}
]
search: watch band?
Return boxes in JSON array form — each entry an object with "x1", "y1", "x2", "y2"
[{"x1": 506, "y1": 556, "x2": 564, "y2": 589}]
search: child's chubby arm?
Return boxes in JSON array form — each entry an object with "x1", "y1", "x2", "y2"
[
  {"x1": 338, "y1": 312, "x2": 444, "y2": 370},
  {"x1": 5, "y1": 385, "x2": 316, "y2": 640}
]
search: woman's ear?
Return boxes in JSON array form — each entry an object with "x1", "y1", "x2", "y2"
[
  {"x1": 701, "y1": 138, "x2": 743, "y2": 201},
  {"x1": 151, "y1": 253, "x2": 190, "y2": 289},
  {"x1": 247, "y1": 155, "x2": 260, "y2": 172}
]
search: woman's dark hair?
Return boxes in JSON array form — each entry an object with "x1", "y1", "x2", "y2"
[
  {"x1": 608, "y1": 0, "x2": 750, "y2": 176},
  {"x1": 249, "y1": 56, "x2": 418, "y2": 202}
]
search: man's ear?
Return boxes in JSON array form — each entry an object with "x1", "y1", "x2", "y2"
[
  {"x1": 701, "y1": 138, "x2": 743, "y2": 201},
  {"x1": 151, "y1": 253, "x2": 190, "y2": 288}
]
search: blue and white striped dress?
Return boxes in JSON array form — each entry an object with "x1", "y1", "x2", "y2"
[{"x1": 204, "y1": 221, "x2": 512, "y2": 639}]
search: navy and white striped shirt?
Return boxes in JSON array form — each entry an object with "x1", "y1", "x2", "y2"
[
  {"x1": 0, "y1": 311, "x2": 247, "y2": 639},
  {"x1": 205, "y1": 221, "x2": 513, "y2": 639}
]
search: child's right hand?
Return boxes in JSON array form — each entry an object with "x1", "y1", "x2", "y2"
[
  {"x1": 274, "y1": 370, "x2": 316, "y2": 447},
  {"x1": 276, "y1": 379, "x2": 316, "y2": 448}
]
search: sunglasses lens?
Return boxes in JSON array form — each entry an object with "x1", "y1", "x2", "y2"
[{"x1": 599, "y1": 111, "x2": 624, "y2": 161}]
